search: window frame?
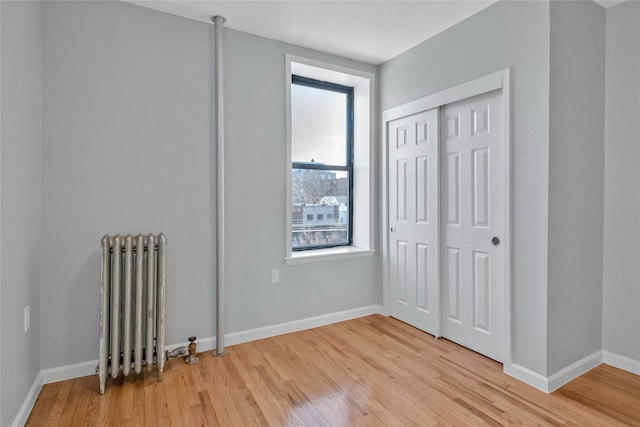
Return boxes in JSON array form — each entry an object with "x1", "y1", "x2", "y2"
[
  {"x1": 291, "y1": 75, "x2": 355, "y2": 251},
  {"x1": 285, "y1": 55, "x2": 375, "y2": 265}
]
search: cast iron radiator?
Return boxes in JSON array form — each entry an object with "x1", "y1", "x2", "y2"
[{"x1": 98, "y1": 234, "x2": 167, "y2": 394}]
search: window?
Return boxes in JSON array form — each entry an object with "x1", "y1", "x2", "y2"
[
  {"x1": 285, "y1": 56, "x2": 374, "y2": 264},
  {"x1": 291, "y1": 75, "x2": 354, "y2": 251}
]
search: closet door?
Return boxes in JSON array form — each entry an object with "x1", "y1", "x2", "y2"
[
  {"x1": 441, "y1": 89, "x2": 504, "y2": 362},
  {"x1": 388, "y1": 108, "x2": 440, "y2": 336}
]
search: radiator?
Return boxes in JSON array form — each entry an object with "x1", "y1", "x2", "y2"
[{"x1": 98, "y1": 233, "x2": 167, "y2": 395}]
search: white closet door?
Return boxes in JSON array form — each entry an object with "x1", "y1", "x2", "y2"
[
  {"x1": 388, "y1": 108, "x2": 440, "y2": 336},
  {"x1": 441, "y1": 89, "x2": 504, "y2": 362}
]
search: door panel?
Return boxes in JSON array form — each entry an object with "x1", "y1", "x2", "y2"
[
  {"x1": 388, "y1": 109, "x2": 440, "y2": 336},
  {"x1": 445, "y1": 152, "x2": 460, "y2": 225},
  {"x1": 416, "y1": 156, "x2": 429, "y2": 224},
  {"x1": 472, "y1": 148, "x2": 489, "y2": 227},
  {"x1": 397, "y1": 240, "x2": 408, "y2": 303},
  {"x1": 441, "y1": 89, "x2": 504, "y2": 362},
  {"x1": 445, "y1": 247, "x2": 461, "y2": 322},
  {"x1": 416, "y1": 243, "x2": 429, "y2": 312},
  {"x1": 472, "y1": 250, "x2": 490, "y2": 332}
]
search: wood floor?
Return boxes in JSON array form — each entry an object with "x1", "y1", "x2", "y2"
[{"x1": 27, "y1": 315, "x2": 640, "y2": 426}]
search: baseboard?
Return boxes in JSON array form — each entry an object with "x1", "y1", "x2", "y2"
[
  {"x1": 11, "y1": 372, "x2": 43, "y2": 427},
  {"x1": 37, "y1": 304, "x2": 384, "y2": 387},
  {"x1": 504, "y1": 351, "x2": 603, "y2": 394},
  {"x1": 603, "y1": 350, "x2": 640, "y2": 375},
  {"x1": 40, "y1": 359, "x2": 98, "y2": 384},
  {"x1": 167, "y1": 305, "x2": 384, "y2": 353},
  {"x1": 547, "y1": 351, "x2": 602, "y2": 393},
  {"x1": 225, "y1": 304, "x2": 383, "y2": 346},
  {"x1": 503, "y1": 363, "x2": 550, "y2": 393}
]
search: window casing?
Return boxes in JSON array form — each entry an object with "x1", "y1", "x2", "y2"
[
  {"x1": 285, "y1": 56, "x2": 374, "y2": 264},
  {"x1": 291, "y1": 75, "x2": 354, "y2": 251}
]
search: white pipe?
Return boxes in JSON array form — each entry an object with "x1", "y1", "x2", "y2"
[{"x1": 212, "y1": 15, "x2": 227, "y2": 357}]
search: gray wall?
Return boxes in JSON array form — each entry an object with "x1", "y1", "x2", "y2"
[
  {"x1": 602, "y1": 0, "x2": 640, "y2": 361},
  {"x1": 41, "y1": 0, "x2": 379, "y2": 369},
  {"x1": 547, "y1": 0, "x2": 605, "y2": 376},
  {"x1": 0, "y1": 1, "x2": 43, "y2": 425},
  {"x1": 380, "y1": 1, "x2": 551, "y2": 375},
  {"x1": 223, "y1": 30, "x2": 379, "y2": 332},
  {"x1": 42, "y1": 0, "x2": 214, "y2": 369}
]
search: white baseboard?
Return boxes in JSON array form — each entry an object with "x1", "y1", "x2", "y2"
[
  {"x1": 166, "y1": 304, "x2": 384, "y2": 353},
  {"x1": 12, "y1": 373, "x2": 43, "y2": 427},
  {"x1": 603, "y1": 350, "x2": 640, "y2": 375},
  {"x1": 225, "y1": 304, "x2": 383, "y2": 346},
  {"x1": 547, "y1": 351, "x2": 602, "y2": 392},
  {"x1": 41, "y1": 359, "x2": 98, "y2": 385},
  {"x1": 504, "y1": 350, "x2": 603, "y2": 394},
  {"x1": 504, "y1": 363, "x2": 550, "y2": 393},
  {"x1": 36, "y1": 304, "x2": 383, "y2": 387}
]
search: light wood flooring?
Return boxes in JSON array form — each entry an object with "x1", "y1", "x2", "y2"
[{"x1": 27, "y1": 315, "x2": 640, "y2": 426}]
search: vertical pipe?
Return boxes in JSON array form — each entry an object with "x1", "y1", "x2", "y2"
[{"x1": 212, "y1": 15, "x2": 227, "y2": 357}]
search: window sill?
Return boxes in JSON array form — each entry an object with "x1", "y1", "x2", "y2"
[{"x1": 285, "y1": 246, "x2": 375, "y2": 265}]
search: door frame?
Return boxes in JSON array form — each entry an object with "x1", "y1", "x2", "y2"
[{"x1": 381, "y1": 68, "x2": 512, "y2": 367}]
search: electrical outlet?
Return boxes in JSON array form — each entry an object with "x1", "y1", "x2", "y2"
[
  {"x1": 271, "y1": 269, "x2": 280, "y2": 283},
  {"x1": 24, "y1": 305, "x2": 30, "y2": 332}
]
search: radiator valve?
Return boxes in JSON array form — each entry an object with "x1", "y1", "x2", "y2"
[{"x1": 185, "y1": 336, "x2": 199, "y2": 364}]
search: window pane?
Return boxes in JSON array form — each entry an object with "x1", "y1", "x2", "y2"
[
  {"x1": 291, "y1": 84, "x2": 347, "y2": 166},
  {"x1": 292, "y1": 168, "x2": 349, "y2": 249}
]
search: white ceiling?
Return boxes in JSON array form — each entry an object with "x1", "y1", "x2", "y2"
[{"x1": 125, "y1": 0, "x2": 627, "y2": 65}]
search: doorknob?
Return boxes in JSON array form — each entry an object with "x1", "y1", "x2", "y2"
[
  {"x1": 390, "y1": 227, "x2": 396, "y2": 233},
  {"x1": 491, "y1": 236, "x2": 500, "y2": 246}
]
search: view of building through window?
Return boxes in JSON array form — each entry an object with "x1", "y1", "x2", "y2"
[
  {"x1": 291, "y1": 168, "x2": 350, "y2": 248},
  {"x1": 291, "y1": 76, "x2": 353, "y2": 250}
]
